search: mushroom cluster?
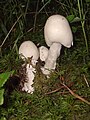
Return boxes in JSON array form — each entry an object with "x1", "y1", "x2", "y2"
[
  {"x1": 18, "y1": 14, "x2": 73, "y2": 93},
  {"x1": 40, "y1": 14, "x2": 73, "y2": 75}
]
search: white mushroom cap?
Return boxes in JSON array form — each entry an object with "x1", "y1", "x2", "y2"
[
  {"x1": 19, "y1": 41, "x2": 39, "y2": 65},
  {"x1": 39, "y1": 46, "x2": 48, "y2": 62},
  {"x1": 44, "y1": 14, "x2": 73, "y2": 48}
]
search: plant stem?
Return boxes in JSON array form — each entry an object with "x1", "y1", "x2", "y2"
[
  {"x1": 77, "y1": 0, "x2": 88, "y2": 52},
  {"x1": 0, "y1": 15, "x2": 22, "y2": 49}
]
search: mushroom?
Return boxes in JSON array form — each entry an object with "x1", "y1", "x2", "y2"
[
  {"x1": 42, "y1": 14, "x2": 73, "y2": 75},
  {"x1": 19, "y1": 41, "x2": 39, "y2": 93},
  {"x1": 19, "y1": 41, "x2": 39, "y2": 66},
  {"x1": 39, "y1": 46, "x2": 49, "y2": 62}
]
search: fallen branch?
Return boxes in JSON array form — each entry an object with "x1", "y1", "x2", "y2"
[{"x1": 62, "y1": 82, "x2": 90, "y2": 105}]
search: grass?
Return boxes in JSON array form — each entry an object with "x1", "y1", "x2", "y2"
[
  {"x1": 0, "y1": 0, "x2": 90, "y2": 120},
  {"x1": 1, "y1": 74, "x2": 90, "y2": 120},
  {"x1": 0, "y1": 43, "x2": 90, "y2": 119}
]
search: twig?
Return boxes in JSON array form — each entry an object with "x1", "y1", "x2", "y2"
[
  {"x1": 0, "y1": 15, "x2": 22, "y2": 48},
  {"x1": 45, "y1": 87, "x2": 76, "y2": 95},
  {"x1": 45, "y1": 80, "x2": 74, "y2": 95},
  {"x1": 62, "y1": 82, "x2": 90, "y2": 105},
  {"x1": 45, "y1": 86, "x2": 64, "y2": 95},
  {"x1": 83, "y1": 74, "x2": 89, "y2": 87}
]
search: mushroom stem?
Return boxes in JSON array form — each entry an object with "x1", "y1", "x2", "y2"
[
  {"x1": 42, "y1": 43, "x2": 62, "y2": 75},
  {"x1": 22, "y1": 64, "x2": 36, "y2": 93}
]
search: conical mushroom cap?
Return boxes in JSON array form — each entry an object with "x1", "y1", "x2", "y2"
[
  {"x1": 19, "y1": 41, "x2": 39, "y2": 60},
  {"x1": 44, "y1": 15, "x2": 73, "y2": 48}
]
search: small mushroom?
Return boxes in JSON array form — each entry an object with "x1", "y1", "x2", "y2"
[
  {"x1": 42, "y1": 14, "x2": 73, "y2": 75},
  {"x1": 39, "y1": 46, "x2": 49, "y2": 62},
  {"x1": 19, "y1": 41, "x2": 39, "y2": 93}
]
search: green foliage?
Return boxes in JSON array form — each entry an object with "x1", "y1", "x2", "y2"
[
  {"x1": 0, "y1": 87, "x2": 90, "y2": 120},
  {"x1": 0, "y1": 71, "x2": 14, "y2": 105},
  {"x1": 0, "y1": 117, "x2": 6, "y2": 120},
  {"x1": 0, "y1": 89, "x2": 4, "y2": 106}
]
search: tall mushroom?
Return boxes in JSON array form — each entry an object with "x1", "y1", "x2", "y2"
[
  {"x1": 19, "y1": 41, "x2": 39, "y2": 93},
  {"x1": 42, "y1": 14, "x2": 73, "y2": 75}
]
